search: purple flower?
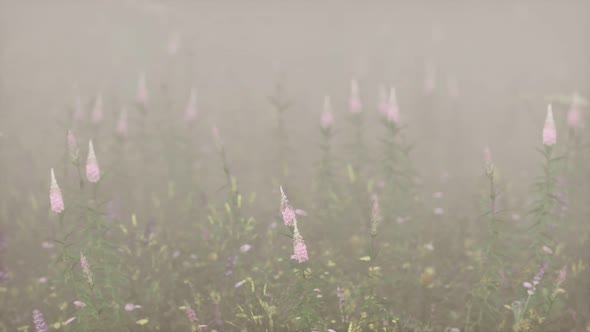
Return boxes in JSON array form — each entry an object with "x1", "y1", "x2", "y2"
[
  {"x1": 32, "y1": 309, "x2": 49, "y2": 332},
  {"x1": 542, "y1": 105, "x2": 556, "y2": 146},
  {"x1": 49, "y1": 168, "x2": 64, "y2": 213}
]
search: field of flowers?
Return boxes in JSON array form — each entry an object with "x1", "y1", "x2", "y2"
[{"x1": 0, "y1": 2, "x2": 589, "y2": 332}]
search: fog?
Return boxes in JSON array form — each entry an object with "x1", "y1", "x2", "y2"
[{"x1": 0, "y1": 1, "x2": 589, "y2": 331}]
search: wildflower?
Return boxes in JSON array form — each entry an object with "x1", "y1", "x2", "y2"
[
  {"x1": 86, "y1": 140, "x2": 100, "y2": 183},
  {"x1": 239, "y1": 244, "x2": 251, "y2": 253},
  {"x1": 49, "y1": 168, "x2": 64, "y2": 213},
  {"x1": 125, "y1": 303, "x2": 142, "y2": 311},
  {"x1": 433, "y1": 207, "x2": 444, "y2": 215},
  {"x1": 41, "y1": 242, "x2": 54, "y2": 249},
  {"x1": 386, "y1": 87, "x2": 400, "y2": 124},
  {"x1": 533, "y1": 262, "x2": 547, "y2": 286},
  {"x1": 349, "y1": 79, "x2": 362, "y2": 113},
  {"x1": 292, "y1": 221, "x2": 309, "y2": 263},
  {"x1": 167, "y1": 32, "x2": 180, "y2": 56},
  {"x1": 556, "y1": 266, "x2": 567, "y2": 287},
  {"x1": 542, "y1": 245, "x2": 553, "y2": 255},
  {"x1": 32, "y1": 309, "x2": 49, "y2": 332},
  {"x1": 280, "y1": 186, "x2": 296, "y2": 226},
  {"x1": 116, "y1": 108, "x2": 128, "y2": 138},
  {"x1": 80, "y1": 252, "x2": 93, "y2": 286},
  {"x1": 185, "y1": 305, "x2": 198, "y2": 324},
  {"x1": 73, "y1": 301, "x2": 86, "y2": 308},
  {"x1": 92, "y1": 93, "x2": 103, "y2": 124},
  {"x1": 67, "y1": 130, "x2": 79, "y2": 163},
  {"x1": 137, "y1": 72, "x2": 148, "y2": 106},
  {"x1": 447, "y1": 76, "x2": 460, "y2": 99},
  {"x1": 184, "y1": 88, "x2": 198, "y2": 122},
  {"x1": 320, "y1": 95, "x2": 334, "y2": 130},
  {"x1": 567, "y1": 93, "x2": 584, "y2": 129},
  {"x1": 378, "y1": 85, "x2": 388, "y2": 115},
  {"x1": 542, "y1": 104, "x2": 556, "y2": 146},
  {"x1": 295, "y1": 209, "x2": 307, "y2": 216}
]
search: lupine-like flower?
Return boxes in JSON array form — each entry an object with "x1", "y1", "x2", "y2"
[
  {"x1": 567, "y1": 93, "x2": 584, "y2": 129},
  {"x1": 49, "y1": 168, "x2": 64, "y2": 213},
  {"x1": 73, "y1": 301, "x2": 86, "y2": 308},
  {"x1": 386, "y1": 87, "x2": 400, "y2": 124},
  {"x1": 167, "y1": 32, "x2": 180, "y2": 56},
  {"x1": 185, "y1": 305, "x2": 198, "y2": 324},
  {"x1": 116, "y1": 108, "x2": 128, "y2": 138},
  {"x1": 280, "y1": 186, "x2": 296, "y2": 226},
  {"x1": 67, "y1": 130, "x2": 79, "y2": 163},
  {"x1": 378, "y1": 85, "x2": 388, "y2": 115},
  {"x1": 32, "y1": 309, "x2": 49, "y2": 332},
  {"x1": 542, "y1": 245, "x2": 553, "y2": 255},
  {"x1": 184, "y1": 88, "x2": 198, "y2": 122},
  {"x1": 92, "y1": 93, "x2": 103, "y2": 124},
  {"x1": 543, "y1": 104, "x2": 556, "y2": 146},
  {"x1": 320, "y1": 96, "x2": 334, "y2": 130},
  {"x1": 86, "y1": 140, "x2": 100, "y2": 183},
  {"x1": 556, "y1": 266, "x2": 567, "y2": 287},
  {"x1": 524, "y1": 262, "x2": 547, "y2": 295},
  {"x1": 349, "y1": 79, "x2": 362, "y2": 113},
  {"x1": 292, "y1": 221, "x2": 309, "y2": 263},
  {"x1": 533, "y1": 262, "x2": 547, "y2": 286},
  {"x1": 447, "y1": 76, "x2": 460, "y2": 99},
  {"x1": 125, "y1": 303, "x2": 142, "y2": 311},
  {"x1": 80, "y1": 252, "x2": 93, "y2": 286},
  {"x1": 137, "y1": 72, "x2": 148, "y2": 106}
]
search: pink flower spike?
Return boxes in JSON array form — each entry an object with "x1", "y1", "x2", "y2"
[
  {"x1": 184, "y1": 88, "x2": 198, "y2": 122},
  {"x1": 50, "y1": 168, "x2": 65, "y2": 213},
  {"x1": 167, "y1": 32, "x2": 181, "y2": 56},
  {"x1": 80, "y1": 251, "x2": 93, "y2": 286},
  {"x1": 484, "y1": 146, "x2": 492, "y2": 166},
  {"x1": 86, "y1": 140, "x2": 100, "y2": 183},
  {"x1": 349, "y1": 79, "x2": 362, "y2": 113},
  {"x1": 137, "y1": 72, "x2": 148, "y2": 105},
  {"x1": 378, "y1": 85, "x2": 388, "y2": 115},
  {"x1": 73, "y1": 301, "x2": 87, "y2": 308},
  {"x1": 239, "y1": 244, "x2": 252, "y2": 253},
  {"x1": 280, "y1": 186, "x2": 296, "y2": 226},
  {"x1": 292, "y1": 222, "x2": 309, "y2": 263},
  {"x1": 67, "y1": 130, "x2": 79, "y2": 163},
  {"x1": 567, "y1": 93, "x2": 584, "y2": 129},
  {"x1": 32, "y1": 309, "x2": 49, "y2": 332},
  {"x1": 386, "y1": 87, "x2": 400, "y2": 124},
  {"x1": 116, "y1": 108, "x2": 128, "y2": 138},
  {"x1": 125, "y1": 303, "x2": 142, "y2": 311},
  {"x1": 185, "y1": 305, "x2": 198, "y2": 324},
  {"x1": 92, "y1": 93, "x2": 103, "y2": 124},
  {"x1": 523, "y1": 281, "x2": 532, "y2": 289},
  {"x1": 320, "y1": 95, "x2": 334, "y2": 130},
  {"x1": 556, "y1": 266, "x2": 567, "y2": 286},
  {"x1": 542, "y1": 245, "x2": 553, "y2": 255},
  {"x1": 542, "y1": 104, "x2": 557, "y2": 146}
]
